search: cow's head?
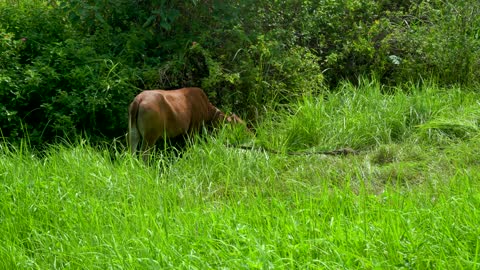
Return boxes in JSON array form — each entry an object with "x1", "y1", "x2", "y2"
[{"x1": 226, "y1": 113, "x2": 245, "y2": 125}]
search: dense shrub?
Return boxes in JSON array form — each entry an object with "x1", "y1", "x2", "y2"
[
  {"x1": 0, "y1": 0, "x2": 479, "y2": 145},
  {"x1": 0, "y1": 2, "x2": 138, "y2": 144}
]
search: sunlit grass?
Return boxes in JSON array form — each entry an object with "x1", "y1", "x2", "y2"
[{"x1": 1, "y1": 81, "x2": 480, "y2": 269}]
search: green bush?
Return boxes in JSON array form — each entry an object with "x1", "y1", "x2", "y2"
[
  {"x1": 0, "y1": 0, "x2": 479, "y2": 145},
  {"x1": 348, "y1": 0, "x2": 480, "y2": 85},
  {"x1": 198, "y1": 35, "x2": 324, "y2": 113},
  {"x1": 0, "y1": 29, "x2": 25, "y2": 138},
  {"x1": 0, "y1": 1, "x2": 137, "y2": 144}
]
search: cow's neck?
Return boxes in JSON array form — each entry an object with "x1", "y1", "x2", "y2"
[{"x1": 210, "y1": 105, "x2": 226, "y2": 123}]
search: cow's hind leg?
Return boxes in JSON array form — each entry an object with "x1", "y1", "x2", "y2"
[{"x1": 140, "y1": 134, "x2": 159, "y2": 163}]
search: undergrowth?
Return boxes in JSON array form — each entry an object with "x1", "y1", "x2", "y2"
[{"x1": 1, "y1": 82, "x2": 480, "y2": 269}]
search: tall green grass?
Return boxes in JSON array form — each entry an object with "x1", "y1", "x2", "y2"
[
  {"x1": 1, "y1": 81, "x2": 480, "y2": 269},
  {"x1": 256, "y1": 79, "x2": 480, "y2": 150}
]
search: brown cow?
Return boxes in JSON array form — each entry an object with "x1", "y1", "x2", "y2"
[{"x1": 128, "y1": 87, "x2": 244, "y2": 161}]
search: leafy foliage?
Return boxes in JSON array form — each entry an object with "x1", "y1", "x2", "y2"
[{"x1": 0, "y1": 0, "x2": 479, "y2": 144}]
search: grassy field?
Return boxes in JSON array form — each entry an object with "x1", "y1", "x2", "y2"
[{"x1": 1, "y1": 80, "x2": 480, "y2": 269}]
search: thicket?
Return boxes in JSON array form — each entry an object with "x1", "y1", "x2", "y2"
[{"x1": 1, "y1": 0, "x2": 479, "y2": 145}]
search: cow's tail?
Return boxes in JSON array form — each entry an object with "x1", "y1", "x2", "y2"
[{"x1": 128, "y1": 99, "x2": 141, "y2": 154}]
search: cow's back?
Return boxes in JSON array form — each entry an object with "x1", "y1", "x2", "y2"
[{"x1": 174, "y1": 87, "x2": 212, "y2": 130}]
